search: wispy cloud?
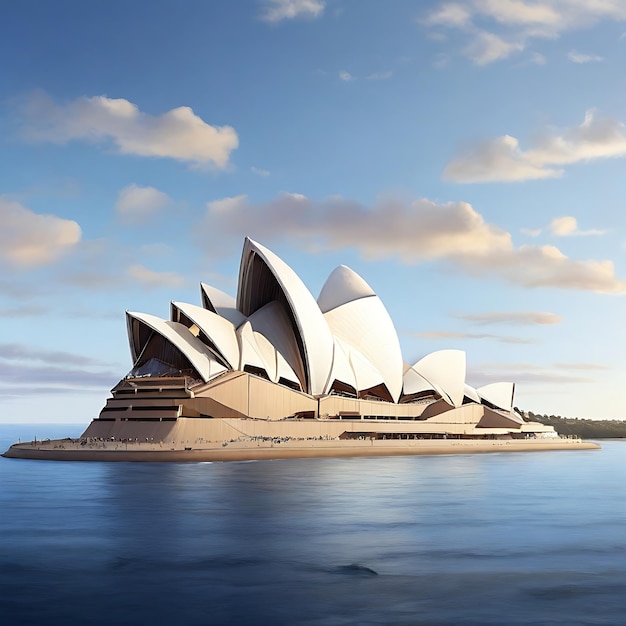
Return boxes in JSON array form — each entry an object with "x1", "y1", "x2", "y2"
[
  {"x1": 202, "y1": 193, "x2": 626, "y2": 293},
  {"x1": 20, "y1": 92, "x2": 238, "y2": 169},
  {"x1": 422, "y1": 1, "x2": 626, "y2": 65},
  {"x1": 522, "y1": 216, "x2": 606, "y2": 238},
  {"x1": 251, "y1": 166, "x2": 271, "y2": 177},
  {"x1": 568, "y1": 50, "x2": 604, "y2": 63},
  {"x1": 0, "y1": 343, "x2": 119, "y2": 393},
  {"x1": 550, "y1": 216, "x2": 606, "y2": 237},
  {"x1": 366, "y1": 70, "x2": 393, "y2": 80},
  {"x1": 455, "y1": 311, "x2": 562, "y2": 325},
  {"x1": 0, "y1": 197, "x2": 81, "y2": 268},
  {"x1": 260, "y1": 0, "x2": 325, "y2": 23},
  {"x1": 0, "y1": 343, "x2": 111, "y2": 367},
  {"x1": 0, "y1": 305, "x2": 49, "y2": 318},
  {"x1": 339, "y1": 70, "x2": 355, "y2": 81},
  {"x1": 554, "y1": 362, "x2": 611, "y2": 371},
  {"x1": 0, "y1": 361, "x2": 118, "y2": 389},
  {"x1": 463, "y1": 30, "x2": 524, "y2": 65},
  {"x1": 126, "y1": 264, "x2": 185, "y2": 289},
  {"x1": 530, "y1": 51, "x2": 547, "y2": 65},
  {"x1": 444, "y1": 110, "x2": 626, "y2": 183},
  {"x1": 468, "y1": 368, "x2": 594, "y2": 386},
  {"x1": 413, "y1": 330, "x2": 533, "y2": 344},
  {"x1": 116, "y1": 184, "x2": 172, "y2": 224}
]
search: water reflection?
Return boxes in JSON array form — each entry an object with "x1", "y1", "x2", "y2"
[{"x1": 1, "y1": 427, "x2": 625, "y2": 625}]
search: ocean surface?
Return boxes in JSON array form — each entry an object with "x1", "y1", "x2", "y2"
[{"x1": 1, "y1": 424, "x2": 625, "y2": 626}]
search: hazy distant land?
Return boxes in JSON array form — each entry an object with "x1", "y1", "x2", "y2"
[{"x1": 523, "y1": 411, "x2": 626, "y2": 439}]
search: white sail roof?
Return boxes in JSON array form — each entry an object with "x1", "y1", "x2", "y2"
[
  {"x1": 247, "y1": 301, "x2": 305, "y2": 389},
  {"x1": 171, "y1": 301, "x2": 240, "y2": 370},
  {"x1": 317, "y1": 265, "x2": 375, "y2": 314},
  {"x1": 126, "y1": 311, "x2": 226, "y2": 382},
  {"x1": 237, "y1": 238, "x2": 334, "y2": 396},
  {"x1": 412, "y1": 349, "x2": 466, "y2": 408},
  {"x1": 403, "y1": 366, "x2": 436, "y2": 396},
  {"x1": 323, "y1": 288, "x2": 403, "y2": 402},
  {"x1": 237, "y1": 321, "x2": 270, "y2": 378},
  {"x1": 349, "y1": 346, "x2": 385, "y2": 392},
  {"x1": 200, "y1": 283, "x2": 246, "y2": 327},
  {"x1": 477, "y1": 382, "x2": 516, "y2": 412},
  {"x1": 464, "y1": 383, "x2": 482, "y2": 404},
  {"x1": 326, "y1": 337, "x2": 358, "y2": 392},
  {"x1": 236, "y1": 320, "x2": 300, "y2": 387}
]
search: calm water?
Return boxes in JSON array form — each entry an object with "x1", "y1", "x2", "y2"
[{"x1": 1, "y1": 424, "x2": 625, "y2": 625}]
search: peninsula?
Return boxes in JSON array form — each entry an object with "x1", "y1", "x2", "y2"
[{"x1": 3, "y1": 238, "x2": 599, "y2": 462}]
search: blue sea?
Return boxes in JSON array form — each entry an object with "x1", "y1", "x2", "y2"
[{"x1": 1, "y1": 424, "x2": 625, "y2": 625}]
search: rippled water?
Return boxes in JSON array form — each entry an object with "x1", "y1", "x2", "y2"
[{"x1": 1, "y1": 425, "x2": 625, "y2": 625}]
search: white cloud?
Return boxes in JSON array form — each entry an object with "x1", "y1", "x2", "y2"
[
  {"x1": 521, "y1": 227, "x2": 542, "y2": 237},
  {"x1": 550, "y1": 216, "x2": 578, "y2": 236},
  {"x1": 444, "y1": 110, "x2": 626, "y2": 182},
  {"x1": 21, "y1": 92, "x2": 238, "y2": 169},
  {"x1": 116, "y1": 184, "x2": 171, "y2": 223},
  {"x1": 468, "y1": 366, "x2": 593, "y2": 386},
  {"x1": 423, "y1": 3, "x2": 473, "y2": 28},
  {"x1": 260, "y1": 0, "x2": 325, "y2": 23},
  {"x1": 415, "y1": 330, "x2": 533, "y2": 344},
  {"x1": 456, "y1": 311, "x2": 562, "y2": 325},
  {"x1": 461, "y1": 244, "x2": 625, "y2": 292},
  {"x1": 422, "y1": 1, "x2": 626, "y2": 65},
  {"x1": 207, "y1": 194, "x2": 248, "y2": 214},
  {"x1": 444, "y1": 134, "x2": 561, "y2": 182},
  {"x1": 463, "y1": 30, "x2": 525, "y2": 65},
  {"x1": 0, "y1": 361, "x2": 118, "y2": 389},
  {"x1": 530, "y1": 51, "x2": 547, "y2": 64},
  {"x1": 126, "y1": 264, "x2": 185, "y2": 289},
  {"x1": 553, "y1": 362, "x2": 611, "y2": 371},
  {"x1": 0, "y1": 342, "x2": 110, "y2": 367},
  {"x1": 366, "y1": 70, "x2": 393, "y2": 80},
  {"x1": 568, "y1": 50, "x2": 604, "y2": 63},
  {"x1": 0, "y1": 197, "x2": 81, "y2": 268},
  {"x1": 0, "y1": 306, "x2": 49, "y2": 318},
  {"x1": 251, "y1": 166, "x2": 271, "y2": 176},
  {"x1": 550, "y1": 216, "x2": 606, "y2": 237},
  {"x1": 200, "y1": 193, "x2": 626, "y2": 293},
  {"x1": 473, "y1": 0, "x2": 562, "y2": 27},
  {"x1": 339, "y1": 70, "x2": 355, "y2": 81}
]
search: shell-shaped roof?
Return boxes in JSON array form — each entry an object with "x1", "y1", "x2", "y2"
[
  {"x1": 237, "y1": 237, "x2": 334, "y2": 396},
  {"x1": 237, "y1": 321, "x2": 270, "y2": 378},
  {"x1": 121, "y1": 238, "x2": 522, "y2": 413},
  {"x1": 252, "y1": 331, "x2": 278, "y2": 382},
  {"x1": 200, "y1": 282, "x2": 246, "y2": 327},
  {"x1": 323, "y1": 283, "x2": 403, "y2": 402},
  {"x1": 317, "y1": 265, "x2": 375, "y2": 314},
  {"x1": 171, "y1": 301, "x2": 240, "y2": 370},
  {"x1": 349, "y1": 346, "x2": 385, "y2": 392},
  {"x1": 326, "y1": 337, "x2": 358, "y2": 392},
  {"x1": 403, "y1": 366, "x2": 436, "y2": 396},
  {"x1": 411, "y1": 349, "x2": 466, "y2": 408},
  {"x1": 477, "y1": 382, "x2": 516, "y2": 412},
  {"x1": 236, "y1": 320, "x2": 301, "y2": 387},
  {"x1": 247, "y1": 301, "x2": 305, "y2": 389},
  {"x1": 464, "y1": 383, "x2": 482, "y2": 404},
  {"x1": 126, "y1": 311, "x2": 227, "y2": 382}
]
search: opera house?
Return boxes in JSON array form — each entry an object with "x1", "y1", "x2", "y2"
[{"x1": 4, "y1": 238, "x2": 598, "y2": 461}]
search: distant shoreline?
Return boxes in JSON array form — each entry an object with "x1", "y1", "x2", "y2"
[{"x1": 3, "y1": 437, "x2": 600, "y2": 462}]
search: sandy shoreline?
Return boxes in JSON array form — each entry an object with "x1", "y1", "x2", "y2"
[{"x1": 2, "y1": 437, "x2": 600, "y2": 462}]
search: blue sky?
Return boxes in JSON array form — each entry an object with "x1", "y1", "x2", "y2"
[{"x1": 1, "y1": 0, "x2": 626, "y2": 424}]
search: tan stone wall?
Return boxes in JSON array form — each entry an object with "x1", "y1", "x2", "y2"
[
  {"x1": 247, "y1": 375, "x2": 317, "y2": 419},
  {"x1": 319, "y1": 396, "x2": 430, "y2": 418}
]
